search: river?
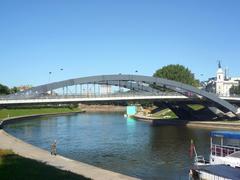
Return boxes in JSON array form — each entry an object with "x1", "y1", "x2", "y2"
[{"x1": 4, "y1": 113, "x2": 212, "y2": 180}]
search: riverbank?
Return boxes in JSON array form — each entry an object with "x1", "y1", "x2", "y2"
[
  {"x1": 133, "y1": 114, "x2": 187, "y2": 125},
  {"x1": 0, "y1": 107, "x2": 83, "y2": 120},
  {"x1": 0, "y1": 149, "x2": 90, "y2": 180},
  {"x1": 0, "y1": 107, "x2": 85, "y2": 129},
  {"x1": 0, "y1": 129, "x2": 138, "y2": 180},
  {"x1": 79, "y1": 104, "x2": 126, "y2": 112},
  {"x1": 133, "y1": 114, "x2": 240, "y2": 130},
  {"x1": 186, "y1": 121, "x2": 240, "y2": 130},
  {"x1": 0, "y1": 109, "x2": 139, "y2": 180}
]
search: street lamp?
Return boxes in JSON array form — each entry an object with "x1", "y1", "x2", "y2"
[
  {"x1": 48, "y1": 72, "x2": 52, "y2": 82},
  {"x1": 59, "y1": 68, "x2": 64, "y2": 81}
]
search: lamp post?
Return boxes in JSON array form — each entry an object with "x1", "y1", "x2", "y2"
[
  {"x1": 48, "y1": 72, "x2": 52, "y2": 83},
  {"x1": 135, "y1": 70, "x2": 138, "y2": 92},
  {"x1": 59, "y1": 68, "x2": 64, "y2": 81}
]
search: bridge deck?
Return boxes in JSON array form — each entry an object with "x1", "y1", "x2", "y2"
[{"x1": 0, "y1": 95, "x2": 189, "y2": 105}]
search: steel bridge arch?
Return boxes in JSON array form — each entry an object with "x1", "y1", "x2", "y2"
[{"x1": 17, "y1": 74, "x2": 240, "y2": 116}]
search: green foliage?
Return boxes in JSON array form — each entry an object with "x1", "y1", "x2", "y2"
[
  {"x1": 152, "y1": 108, "x2": 177, "y2": 119},
  {"x1": 0, "y1": 107, "x2": 82, "y2": 120},
  {"x1": 0, "y1": 84, "x2": 20, "y2": 95},
  {"x1": 10, "y1": 87, "x2": 19, "y2": 94},
  {"x1": 0, "y1": 150, "x2": 90, "y2": 180},
  {"x1": 153, "y1": 64, "x2": 200, "y2": 87},
  {"x1": 230, "y1": 84, "x2": 240, "y2": 95},
  {"x1": 0, "y1": 149, "x2": 13, "y2": 156},
  {"x1": 0, "y1": 84, "x2": 10, "y2": 95},
  {"x1": 187, "y1": 104, "x2": 205, "y2": 111}
]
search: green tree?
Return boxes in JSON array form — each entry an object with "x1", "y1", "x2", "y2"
[
  {"x1": 153, "y1": 64, "x2": 199, "y2": 87},
  {"x1": 10, "y1": 86, "x2": 19, "y2": 94},
  {"x1": 0, "y1": 84, "x2": 10, "y2": 95},
  {"x1": 230, "y1": 84, "x2": 240, "y2": 95}
]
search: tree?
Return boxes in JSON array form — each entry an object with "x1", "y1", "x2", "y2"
[
  {"x1": 153, "y1": 64, "x2": 199, "y2": 87},
  {"x1": 10, "y1": 86, "x2": 19, "y2": 94},
  {"x1": 230, "y1": 84, "x2": 240, "y2": 95},
  {"x1": 0, "y1": 84, "x2": 10, "y2": 95}
]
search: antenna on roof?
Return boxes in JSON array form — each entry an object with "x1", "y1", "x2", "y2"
[{"x1": 225, "y1": 67, "x2": 227, "y2": 80}]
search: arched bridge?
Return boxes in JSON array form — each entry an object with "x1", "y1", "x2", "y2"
[{"x1": 2, "y1": 74, "x2": 240, "y2": 118}]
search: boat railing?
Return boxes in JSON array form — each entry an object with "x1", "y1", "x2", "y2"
[
  {"x1": 194, "y1": 155, "x2": 209, "y2": 165},
  {"x1": 211, "y1": 144, "x2": 240, "y2": 157}
]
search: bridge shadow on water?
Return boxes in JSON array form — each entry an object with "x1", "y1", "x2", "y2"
[{"x1": 151, "y1": 118, "x2": 188, "y2": 126}]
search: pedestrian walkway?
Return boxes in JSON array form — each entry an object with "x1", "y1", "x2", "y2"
[{"x1": 0, "y1": 130, "x2": 139, "y2": 180}]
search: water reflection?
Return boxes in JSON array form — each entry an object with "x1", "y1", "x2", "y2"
[{"x1": 126, "y1": 117, "x2": 136, "y2": 131}]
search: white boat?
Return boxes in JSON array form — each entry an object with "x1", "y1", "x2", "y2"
[
  {"x1": 209, "y1": 131, "x2": 240, "y2": 168},
  {"x1": 189, "y1": 131, "x2": 240, "y2": 180}
]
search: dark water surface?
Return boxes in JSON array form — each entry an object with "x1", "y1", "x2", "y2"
[{"x1": 5, "y1": 113, "x2": 212, "y2": 180}]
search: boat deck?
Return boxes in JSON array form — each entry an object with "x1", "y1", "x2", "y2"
[
  {"x1": 192, "y1": 164, "x2": 240, "y2": 180},
  {"x1": 229, "y1": 151, "x2": 240, "y2": 158}
]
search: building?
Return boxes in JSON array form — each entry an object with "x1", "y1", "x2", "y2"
[
  {"x1": 205, "y1": 62, "x2": 240, "y2": 97},
  {"x1": 216, "y1": 62, "x2": 239, "y2": 96},
  {"x1": 18, "y1": 85, "x2": 32, "y2": 92}
]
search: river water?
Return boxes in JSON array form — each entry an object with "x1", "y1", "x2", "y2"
[{"x1": 4, "y1": 113, "x2": 212, "y2": 180}]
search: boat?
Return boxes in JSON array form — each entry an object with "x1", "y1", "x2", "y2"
[{"x1": 189, "y1": 131, "x2": 240, "y2": 180}]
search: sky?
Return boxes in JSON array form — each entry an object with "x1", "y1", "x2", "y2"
[{"x1": 0, "y1": 0, "x2": 240, "y2": 87}]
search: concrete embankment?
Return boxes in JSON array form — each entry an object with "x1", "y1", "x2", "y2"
[
  {"x1": 186, "y1": 121, "x2": 240, "y2": 130},
  {"x1": 133, "y1": 114, "x2": 240, "y2": 130},
  {"x1": 0, "y1": 113, "x2": 139, "y2": 180},
  {"x1": 79, "y1": 104, "x2": 126, "y2": 112}
]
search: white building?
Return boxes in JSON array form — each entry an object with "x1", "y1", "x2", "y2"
[{"x1": 216, "y1": 63, "x2": 239, "y2": 97}]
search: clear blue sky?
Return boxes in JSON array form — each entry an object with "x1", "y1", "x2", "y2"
[{"x1": 1, "y1": 0, "x2": 240, "y2": 87}]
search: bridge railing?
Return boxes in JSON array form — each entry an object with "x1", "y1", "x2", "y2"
[
  {"x1": 0, "y1": 92, "x2": 185, "y2": 100},
  {"x1": 2, "y1": 93, "x2": 240, "y2": 101}
]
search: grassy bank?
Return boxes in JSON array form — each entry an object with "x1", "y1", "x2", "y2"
[
  {"x1": 150, "y1": 105, "x2": 205, "y2": 119},
  {"x1": 151, "y1": 108, "x2": 177, "y2": 119},
  {"x1": 0, "y1": 107, "x2": 82, "y2": 120},
  {"x1": 0, "y1": 149, "x2": 90, "y2": 180}
]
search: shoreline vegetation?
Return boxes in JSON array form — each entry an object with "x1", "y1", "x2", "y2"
[
  {"x1": 0, "y1": 106, "x2": 83, "y2": 120},
  {"x1": 134, "y1": 113, "x2": 240, "y2": 129},
  {"x1": 136, "y1": 104, "x2": 240, "y2": 121},
  {"x1": 0, "y1": 149, "x2": 90, "y2": 180},
  {"x1": 133, "y1": 112, "x2": 240, "y2": 130},
  {"x1": 133, "y1": 105, "x2": 240, "y2": 129},
  {"x1": 0, "y1": 105, "x2": 126, "y2": 121}
]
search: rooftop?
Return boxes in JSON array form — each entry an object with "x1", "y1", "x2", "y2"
[{"x1": 211, "y1": 131, "x2": 240, "y2": 139}]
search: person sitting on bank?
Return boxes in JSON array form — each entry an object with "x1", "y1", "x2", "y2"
[{"x1": 51, "y1": 140, "x2": 57, "y2": 155}]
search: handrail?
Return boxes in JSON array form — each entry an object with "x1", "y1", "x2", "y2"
[
  {"x1": 211, "y1": 144, "x2": 240, "y2": 157},
  {"x1": 0, "y1": 92, "x2": 185, "y2": 100}
]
